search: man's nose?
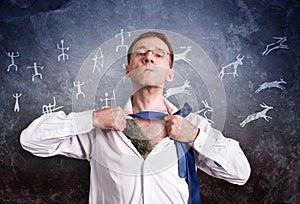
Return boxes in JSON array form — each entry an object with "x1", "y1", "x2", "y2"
[{"x1": 142, "y1": 52, "x2": 155, "y2": 64}]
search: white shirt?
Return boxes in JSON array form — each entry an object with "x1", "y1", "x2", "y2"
[{"x1": 20, "y1": 99, "x2": 251, "y2": 204}]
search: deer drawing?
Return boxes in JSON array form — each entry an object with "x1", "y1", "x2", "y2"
[
  {"x1": 262, "y1": 36, "x2": 288, "y2": 56},
  {"x1": 174, "y1": 47, "x2": 192, "y2": 63},
  {"x1": 164, "y1": 80, "x2": 192, "y2": 99},
  {"x1": 255, "y1": 78, "x2": 287, "y2": 93},
  {"x1": 195, "y1": 100, "x2": 214, "y2": 123},
  {"x1": 240, "y1": 103, "x2": 273, "y2": 127},
  {"x1": 218, "y1": 54, "x2": 244, "y2": 79}
]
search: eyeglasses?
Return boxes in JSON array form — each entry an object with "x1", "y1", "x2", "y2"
[{"x1": 133, "y1": 48, "x2": 170, "y2": 59}]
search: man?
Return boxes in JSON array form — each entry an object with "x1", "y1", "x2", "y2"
[{"x1": 20, "y1": 31, "x2": 251, "y2": 204}]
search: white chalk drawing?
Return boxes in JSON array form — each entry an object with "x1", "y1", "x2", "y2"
[
  {"x1": 115, "y1": 29, "x2": 131, "y2": 52},
  {"x1": 262, "y1": 36, "x2": 288, "y2": 56},
  {"x1": 240, "y1": 103, "x2": 273, "y2": 127},
  {"x1": 57, "y1": 39, "x2": 69, "y2": 61},
  {"x1": 7, "y1": 51, "x2": 19, "y2": 72},
  {"x1": 27, "y1": 62, "x2": 43, "y2": 82},
  {"x1": 255, "y1": 78, "x2": 287, "y2": 93},
  {"x1": 218, "y1": 54, "x2": 244, "y2": 79},
  {"x1": 73, "y1": 81, "x2": 85, "y2": 99},
  {"x1": 13, "y1": 93, "x2": 22, "y2": 112},
  {"x1": 100, "y1": 90, "x2": 116, "y2": 109},
  {"x1": 195, "y1": 100, "x2": 214, "y2": 123},
  {"x1": 174, "y1": 46, "x2": 192, "y2": 63},
  {"x1": 92, "y1": 47, "x2": 104, "y2": 72},
  {"x1": 42, "y1": 97, "x2": 63, "y2": 114},
  {"x1": 164, "y1": 80, "x2": 192, "y2": 99}
]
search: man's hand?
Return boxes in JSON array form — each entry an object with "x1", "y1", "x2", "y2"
[
  {"x1": 164, "y1": 115, "x2": 199, "y2": 143},
  {"x1": 92, "y1": 107, "x2": 127, "y2": 131}
]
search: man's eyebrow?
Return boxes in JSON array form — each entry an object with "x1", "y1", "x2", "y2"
[
  {"x1": 133, "y1": 46, "x2": 166, "y2": 51},
  {"x1": 133, "y1": 46, "x2": 147, "y2": 51}
]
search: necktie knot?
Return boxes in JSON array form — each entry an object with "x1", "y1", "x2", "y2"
[{"x1": 129, "y1": 102, "x2": 192, "y2": 120}]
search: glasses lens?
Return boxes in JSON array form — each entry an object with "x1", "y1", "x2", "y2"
[
  {"x1": 134, "y1": 49, "x2": 168, "y2": 58},
  {"x1": 134, "y1": 49, "x2": 146, "y2": 56},
  {"x1": 154, "y1": 49, "x2": 167, "y2": 58}
]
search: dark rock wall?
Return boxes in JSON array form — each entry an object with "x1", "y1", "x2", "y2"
[{"x1": 0, "y1": 0, "x2": 299, "y2": 203}]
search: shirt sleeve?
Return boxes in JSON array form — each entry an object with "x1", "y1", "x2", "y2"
[
  {"x1": 20, "y1": 110, "x2": 95, "y2": 160},
  {"x1": 186, "y1": 113, "x2": 251, "y2": 185}
]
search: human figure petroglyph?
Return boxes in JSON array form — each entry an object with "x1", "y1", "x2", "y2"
[
  {"x1": 7, "y1": 51, "x2": 19, "y2": 72},
  {"x1": 92, "y1": 47, "x2": 104, "y2": 72},
  {"x1": 164, "y1": 80, "x2": 192, "y2": 99},
  {"x1": 27, "y1": 62, "x2": 43, "y2": 82},
  {"x1": 100, "y1": 90, "x2": 116, "y2": 109},
  {"x1": 73, "y1": 81, "x2": 85, "y2": 99},
  {"x1": 255, "y1": 78, "x2": 287, "y2": 93},
  {"x1": 57, "y1": 39, "x2": 69, "y2": 61},
  {"x1": 13, "y1": 93, "x2": 22, "y2": 112},
  {"x1": 115, "y1": 29, "x2": 131, "y2": 52},
  {"x1": 240, "y1": 103, "x2": 273, "y2": 127},
  {"x1": 262, "y1": 37, "x2": 288, "y2": 56},
  {"x1": 218, "y1": 54, "x2": 244, "y2": 79}
]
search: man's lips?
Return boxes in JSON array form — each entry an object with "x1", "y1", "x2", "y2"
[
  {"x1": 144, "y1": 68, "x2": 154, "y2": 71},
  {"x1": 144, "y1": 65, "x2": 154, "y2": 71}
]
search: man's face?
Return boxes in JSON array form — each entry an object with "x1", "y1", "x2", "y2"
[{"x1": 126, "y1": 37, "x2": 174, "y2": 91}]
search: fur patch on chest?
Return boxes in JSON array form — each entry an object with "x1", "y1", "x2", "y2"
[{"x1": 123, "y1": 119, "x2": 153, "y2": 159}]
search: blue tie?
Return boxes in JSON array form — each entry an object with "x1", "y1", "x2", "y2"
[{"x1": 129, "y1": 103, "x2": 201, "y2": 204}]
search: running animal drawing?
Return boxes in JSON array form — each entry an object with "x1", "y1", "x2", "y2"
[
  {"x1": 164, "y1": 80, "x2": 192, "y2": 99},
  {"x1": 240, "y1": 103, "x2": 273, "y2": 127},
  {"x1": 255, "y1": 78, "x2": 287, "y2": 93}
]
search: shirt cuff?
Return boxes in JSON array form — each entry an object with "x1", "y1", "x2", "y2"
[
  {"x1": 192, "y1": 126, "x2": 221, "y2": 157},
  {"x1": 72, "y1": 109, "x2": 95, "y2": 134},
  {"x1": 192, "y1": 130, "x2": 208, "y2": 153}
]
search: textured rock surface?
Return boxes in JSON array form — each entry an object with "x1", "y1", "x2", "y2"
[{"x1": 0, "y1": 0, "x2": 299, "y2": 203}]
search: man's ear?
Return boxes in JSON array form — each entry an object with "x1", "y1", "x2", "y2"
[
  {"x1": 166, "y1": 68, "x2": 174, "y2": 82},
  {"x1": 125, "y1": 65, "x2": 130, "y2": 77}
]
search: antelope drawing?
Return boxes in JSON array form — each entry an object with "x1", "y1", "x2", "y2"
[
  {"x1": 164, "y1": 80, "x2": 192, "y2": 99},
  {"x1": 195, "y1": 100, "x2": 214, "y2": 123},
  {"x1": 262, "y1": 36, "x2": 288, "y2": 56},
  {"x1": 255, "y1": 78, "x2": 287, "y2": 93},
  {"x1": 240, "y1": 103, "x2": 273, "y2": 127},
  {"x1": 174, "y1": 47, "x2": 192, "y2": 63},
  {"x1": 218, "y1": 54, "x2": 244, "y2": 79}
]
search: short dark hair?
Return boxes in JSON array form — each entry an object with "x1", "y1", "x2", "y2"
[{"x1": 127, "y1": 31, "x2": 174, "y2": 68}]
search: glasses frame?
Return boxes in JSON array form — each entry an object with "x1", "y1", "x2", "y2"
[{"x1": 133, "y1": 48, "x2": 170, "y2": 59}]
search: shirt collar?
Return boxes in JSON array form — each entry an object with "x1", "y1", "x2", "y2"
[{"x1": 123, "y1": 97, "x2": 179, "y2": 115}]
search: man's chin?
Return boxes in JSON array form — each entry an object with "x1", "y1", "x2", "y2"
[{"x1": 133, "y1": 84, "x2": 164, "y2": 92}]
